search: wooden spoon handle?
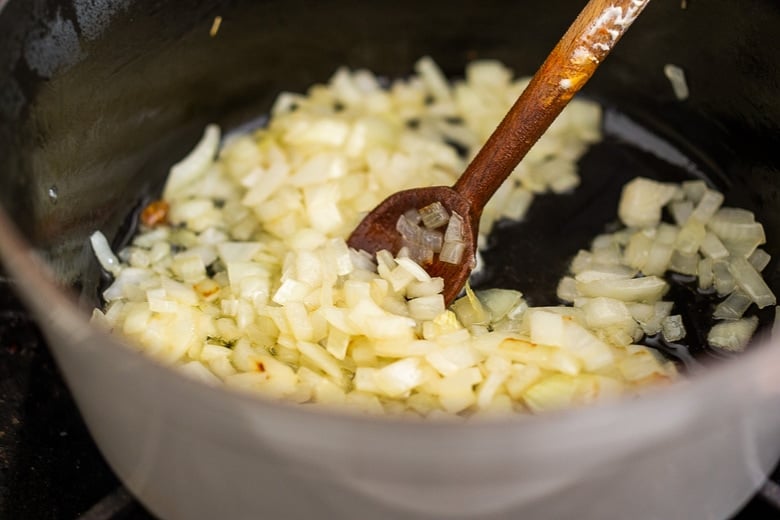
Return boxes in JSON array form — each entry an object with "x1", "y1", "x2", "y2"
[{"x1": 453, "y1": 0, "x2": 651, "y2": 214}]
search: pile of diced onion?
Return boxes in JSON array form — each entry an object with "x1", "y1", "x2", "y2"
[
  {"x1": 556, "y1": 176, "x2": 775, "y2": 353},
  {"x1": 89, "y1": 57, "x2": 771, "y2": 418}
]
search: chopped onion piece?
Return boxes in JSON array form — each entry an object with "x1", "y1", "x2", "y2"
[
  {"x1": 635, "y1": 301, "x2": 674, "y2": 336},
  {"x1": 710, "y1": 207, "x2": 755, "y2": 225},
  {"x1": 451, "y1": 288, "x2": 488, "y2": 328},
  {"x1": 576, "y1": 276, "x2": 668, "y2": 302},
  {"x1": 419, "y1": 201, "x2": 450, "y2": 229},
  {"x1": 396, "y1": 256, "x2": 432, "y2": 282},
  {"x1": 748, "y1": 249, "x2": 771, "y2": 272},
  {"x1": 163, "y1": 124, "x2": 220, "y2": 200},
  {"x1": 374, "y1": 358, "x2": 426, "y2": 397},
  {"x1": 698, "y1": 257, "x2": 713, "y2": 290},
  {"x1": 403, "y1": 208, "x2": 422, "y2": 225},
  {"x1": 712, "y1": 260, "x2": 735, "y2": 296},
  {"x1": 90, "y1": 231, "x2": 122, "y2": 276},
  {"x1": 669, "y1": 251, "x2": 698, "y2": 276},
  {"x1": 681, "y1": 180, "x2": 707, "y2": 203},
  {"x1": 713, "y1": 291, "x2": 752, "y2": 320},
  {"x1": 661, "y1": 315, "x2": 686, "y2": 342},
  {"x1": 396, "y1": 214, "x2": 422, "y2": 242},
  {"x1": 700, "y1": 232, "x2": 729, "y2": 260},
  {"x1": 421, "y1": 228, "x2": 444, "y2": 253},
  {"x1": 556, "y1": 276, "x2": 578, "y2": 303},
  {"x1": 708, "y1": 316, "x2": 758, "y2": 352},
  {"x1": 406, "y1": 278, "x2": 445, "y2": 298},
  {"x1": 574, "y1": 264, "x2": 636, "y2": 282},
  {"x1": 477, "y1": 289, "x2": 523, "y2": 322},
  {"x1": 675, "y1": 219, "x2": 706, "y2": 255},
  {"x1": 642, "y1": 240, "x2": 674, "y2": 276},
  {"x1": 691, "y1": 190, "x2": 724, "y2": 223},
  {"x1": 444, "y1": 212, "x2": 465, "y2": 242},
  {"x1": 728, "y1": 256, "x2": 776, "y2": 308},
  {"x1": 663, "y1": 64, "x2": 689, "y2": 101},
  {"x1": 670, "y1": 200, "x2": 693, "y2": 226},
  {"x1": 619, "y1": 347, "x2": 669, "y2": 381},
  {"x1": 439, "y1": 240, "x2": 466, "y2": 264},
  {"x1": 709, "y1": 220, "x2": 765, "y2": 249},
  {"x1": 618, "y1": 177, "x2": 678, "y2": 228},
  {"x1": 403, "y1": 240, "x2": 434, "y2": 266}
]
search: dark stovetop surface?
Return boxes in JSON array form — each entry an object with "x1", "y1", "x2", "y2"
[{"x1": 0, "y1": 270, "x2": 778, "y2": 520}]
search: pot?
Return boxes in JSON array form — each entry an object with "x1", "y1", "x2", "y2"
[{"x1": 1, "y1": 1, "x2": 780, "y2": 518}]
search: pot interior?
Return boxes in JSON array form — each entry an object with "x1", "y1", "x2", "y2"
[{"x1": 1, "y1": 0, "x2": 779, "y2": 366}]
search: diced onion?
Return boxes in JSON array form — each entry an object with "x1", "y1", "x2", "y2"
[
  {"x1": 95, "y1": 57, "x2": 776, "y2": 420},
  {"x1": 439, "y1": 240, "x2": 466, "y2": 265},
  {"x1": 90, "y1": 231, "x2": 122, "y2": 276},
  {"x1": 419, "y1": 202, "x2": 450, "y2": 229},
  {"x1": 708, "y1": 316, "x2": 758, "y2": 352},
  {"x1": 728, "y1": 256, "x2": 776, "y2": 308},
  {"x1": 163, "y1": 125, "x2": 220, "y2": 200},
  {"x1": 713, "y1": 291, "x2": 753, "y2": 320}
]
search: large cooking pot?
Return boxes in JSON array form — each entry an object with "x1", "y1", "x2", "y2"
[{"x1": 1, "y1": 0, "x2": 780, "y2": 518}]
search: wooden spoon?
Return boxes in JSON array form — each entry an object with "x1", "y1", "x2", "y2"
[{"x1": 348, "y1": 0, "x2": 651, "y2": 304}]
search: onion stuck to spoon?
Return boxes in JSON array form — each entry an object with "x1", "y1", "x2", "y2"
[{"x1": 348, "y1": 0, "x2": 652, "y2": 304}]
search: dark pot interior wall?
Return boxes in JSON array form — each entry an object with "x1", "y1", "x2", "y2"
[{"x1": 0, "y1": 0, "x2": 778, "y2": 304}]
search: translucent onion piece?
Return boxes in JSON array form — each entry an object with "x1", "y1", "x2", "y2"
[
  {"x1": 419, "y1": 201, "x2": 450, "y2": 229},
  {"x1": 618, "y1": 177, "x2": 678, "y2": 228},
  {"x1": 675, "y1": 219, "x2": 706, "y2": 255},
  {"x1": 475, "y1": 289, "x2": 523, "y2": 322},
  {"x1": 728, "y1": 256, "x2": 776, "y2": 308},
  {"x1": 712, "y1": 260, "x2": 735, "y2": 296},
  {"x1": 708, "y1": 316, "x2": 758, "y2": 352},
  {"x1": 403, "y1": 208, "x2": 422, "y2": 225},
  {"x1": 439, "y1": 240, "x2": 466, "y2": 264},
  {"x1": 576, "y1": 276, "x2": 668, "y2": 302},
  {"x1": 556, "y1": 277, "x2": 578, "y2": 303},
  {"x1": 523, "y1": 374, "x2": 579, "y2": 413},
  {"x1": 163, "y1": 124, "x2": 220, "y2": 200},
  {"x1": 444, "y1": 212, "x2": 465, "y2": 242},
  {"x1": 691, "y1": 190, "x2": 724, "y2": 223},
  {"x1": 748, "y1": 249, "x2": 771, "y2": 272},
  {"x1": 408, "y1": 294, "x2": 446, "y2": 321},
  {"x1": 396, "y1": 214, "x2": 422, "y2": 242},
  {"x1": 713, "y1": 291, "x2": 752, "y2": 320},
  {"x1": 90, "y1": 231, "x2": 122, "y2": 276},
  {"x1": 709, "y1": 217, "x2": 765, "y2": 248},
  {"x1": 663, "y1": 64, "x2": 689, "y2": 101},
  {"x1": 700, "y1": 232, "x2": 729, "y2": 260},
  {"x1": 669, "y1": 251, "x2": 698, "y2": 276},
  {"x1": 421, "y1": 228, "x2": 444, "y2": 253},
  {"x1": 642, "y1": 240, "x2": 674, "y2": 276},
  {"x1": 681, "y1": 180, "x2": 707, "y2": 204},
  {"x1": 402, "y1": 239, "x2": 434, "y2": 266},
  {"x1": 698, "y1": 257, "x2": 713, "y2": 290},
  {"x1": 661, "y1": 315, "x2": 686, "y2": 342},
  {"x1": 670, "y1": 200, "x2": 693, "y2": 226}
]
